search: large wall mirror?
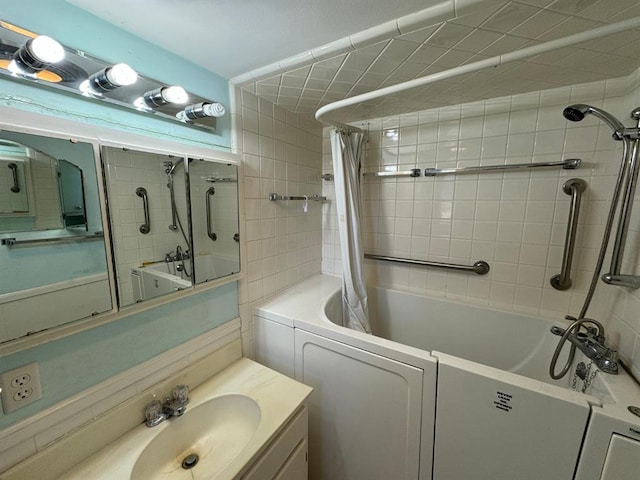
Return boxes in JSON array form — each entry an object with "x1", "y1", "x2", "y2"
[
  {"x1": 102, "y1": 147, "x2": 192, "y2": 307},
  {"x1": 0, "y1": 130, "x2": 112, "y2": 344}
]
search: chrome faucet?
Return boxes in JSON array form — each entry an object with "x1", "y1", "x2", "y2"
[
  {"x1": 550, "y1": 317, "x2": 619, "y2": 374},
  {"x1": 144, "y1": 385, "x2": 189, "y2": 427},
  {"x1": 175, "y1": 245, "x2": 190, "y2": 260}
]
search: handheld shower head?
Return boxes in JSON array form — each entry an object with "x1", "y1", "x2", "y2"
[
  {"x1": 164, "y1": 158, "x2": 184, "y2": 175},
  {"x1": 563, "y1": 104, "x2": 625, "y2": 139}
]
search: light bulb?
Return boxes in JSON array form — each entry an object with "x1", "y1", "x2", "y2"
[
  {"x1": 29, "y1": 35, "x2": 64, "y2": 64},
  {"x1": 162, "y1": 86, "x2": 188, "y2": 104},
  {"x1": 141, "y1": 86, "x2": 189, "y2": 108},
  {"x1": 177, "y1": 102, "x2": 226, "y2": 122},
  {"x1": 86, "y1": 63, "x2": 138, "y2": 93},
  {"x1": 202, "y1": 102, "x2": 225, "y2": 117},
  {"x1": 105, "y1": 63, "x2": 137, "y2": 87},
  {"x1": 12, "y1": 35, "x2": 65, "y2": 75}
]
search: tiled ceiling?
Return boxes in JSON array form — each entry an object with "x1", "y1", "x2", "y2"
[{"x1": 239, "y1": 0, "x2": 640, "y2": 124}]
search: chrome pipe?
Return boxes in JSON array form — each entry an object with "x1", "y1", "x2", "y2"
[
  {"x1": 206, "y1": 186, "x2": 217, "y2": 241},
  {"x1": 136, "y1": 187, "x2": 150, "y2": 234},
  {"x1": 364, "y1": 253, "x2": 490, "y2": 275},
  {"x1": 602, "y1": 109, "x2": 640, "y2": 289},
  {"x1": 608, "y1": 137, "x2": 640, "y2": 277},
  {"x1": 424, "y1": 158, "x2": 580, "y2": 177},
  {"x1": 550, "y1": 178, "x2": 587, "y2": 290}
]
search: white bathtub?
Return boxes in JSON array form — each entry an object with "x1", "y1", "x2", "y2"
[
  {"x1": 131, "y1": 262, "x2": 190, "y2": 302},
  {"x1": 254, "y1": 274, "x2": 640, "y2": 480}
]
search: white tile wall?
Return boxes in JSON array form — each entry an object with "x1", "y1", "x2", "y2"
[
  {"x1": 232, "y1": 87, "x2": 324, "y2": 356},
  {"x1": 322, "y1": 70, "x2": 640, "y2": 378}
]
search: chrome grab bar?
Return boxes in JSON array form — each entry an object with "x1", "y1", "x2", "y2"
[
  {"x1": 424, "y1": 158, "x2": 580, "y2": 177},
  {"x1": 136, "y1": 187, "x2": 150, "y2": 234},
  {"x1": 364, "y1": 253, "x2": 490, "y2": 275},
  {"x1": 268, "y1": 193, "x2": 327, "y2": 201},
  {"x1": 8, "y1": 162, "x2": 20, "y2": 193},
  {"x1": 206, "y1": 186, "x2": 217, "y2": 241},
  {"x1": 550, "y1": 178, "x2": 587, "y2": 290}
]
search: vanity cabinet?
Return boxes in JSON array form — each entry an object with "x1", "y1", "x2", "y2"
[{"x1": 242, "y1": 406, "x2": 308, "y2": 480}]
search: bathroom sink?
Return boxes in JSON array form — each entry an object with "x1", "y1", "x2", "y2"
[
  {"x1": 130, "y1": 394, "x2": 261, "y2": 479},
  {"x1": 43, "y1": 359, "x2": 312, "y2": 480}
]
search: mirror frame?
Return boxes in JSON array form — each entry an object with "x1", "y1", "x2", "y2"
[{"x1": 0, "y1": 104, "x2": 241, "y2": 357}]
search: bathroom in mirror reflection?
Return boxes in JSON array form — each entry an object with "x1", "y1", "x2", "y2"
[
  {"x1": 188, "y1": 158, "x2": 240, "y2": 284},
  {"x1": 0, "y1": 130, "x2": 111, "y2": 343},
  {"x1": 102, "y1": 147, "x2": 192, "y2": 307}
]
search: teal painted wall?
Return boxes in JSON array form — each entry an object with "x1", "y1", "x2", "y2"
[
  {"x1": 0, "y1": 0, "x2": 231, "y2": 150},
  {"x1": 0, "y1": 1, "x2": 239, "y2": 429},
  {"x1": 0, "y1": 281, "x2": 239, "y2": 428}
]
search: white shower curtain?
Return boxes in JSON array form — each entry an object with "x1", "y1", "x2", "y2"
[{"x1": 330, "y1": 129, "x2": 371, "y2": 334}]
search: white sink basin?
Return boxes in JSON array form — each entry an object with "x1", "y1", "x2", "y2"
[
  {"x1": 131, "y1": 394, "x2": 261, "y2": 479},
  {"x1": 51, "y1": 359, "x2": 312, "y2": 480}
]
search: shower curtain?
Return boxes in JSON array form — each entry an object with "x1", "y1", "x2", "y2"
[{"x1": 330, "y1": 129, "x2": 371, "y2": 334}]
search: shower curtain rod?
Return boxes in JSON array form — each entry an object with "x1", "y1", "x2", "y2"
[{"x1": 315, "y1": 16, "x2": 640, "y2": 127}]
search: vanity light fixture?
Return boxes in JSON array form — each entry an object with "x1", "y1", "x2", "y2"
[
  {"x1": 9, "y1": 35, "x2": 64, "y2": 76},
  {"x1": 176, "y1": 102, "x2": 226, "y2": 122},
  {"x1": 80, "y1": 63, "x2": 138, "y2": 96},
  {"x1": 137, "y1": 86, "x2": 189, "y2": 110}
]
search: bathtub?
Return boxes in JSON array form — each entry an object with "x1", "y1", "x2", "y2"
[
  {"x1": 131, "y1": 262, "x2": 190, "y2": 302},
  {"x1": 131, "y1": 254, "x2": 239, "y2": 301},
  {"x1": 254, "y1": 274, "x2": 640, "y2": 480}
]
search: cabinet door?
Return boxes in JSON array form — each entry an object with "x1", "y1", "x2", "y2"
[
  {"x1": 243, "y1": 407, "x2": 308, "y2": 480},
  {"x1": 295, "y1": 329, "x2": 423, "y2": 480},
  {"x1": 273, "y1": 439, "x2": 307, "y2": 480},
  {"x1": 599, "y1": 434, "x2": 640, "y2": 480}
]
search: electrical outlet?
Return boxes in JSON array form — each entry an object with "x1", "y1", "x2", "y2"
[{"x1": 0, "y1": 362, "x2": 43, "y2": 413}]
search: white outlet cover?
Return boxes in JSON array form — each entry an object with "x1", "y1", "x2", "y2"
[{"x1": 0, "y1": 362, "x2": 43, "y2": 413}]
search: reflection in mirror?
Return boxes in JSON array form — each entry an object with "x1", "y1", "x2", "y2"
[
  {"x1": 0, "y1": 141, "x2": 31, "y2": 216},
  {"x1": 189, "y1": 159, "x2": 240, "y2": 284},
  {"x1": 0, "y1": 131, "x2": 111, "y2": 344},
  {"x1": 102, "y1": 147, "x2": 193, "y2": 307},
  {"x1": 58, "y1": 159, "x2": 88, "y2": 229}
]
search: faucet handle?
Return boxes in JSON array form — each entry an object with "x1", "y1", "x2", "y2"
[
  {"x1": 144, "y1": 399, "x2": 167, "y2": 427},
  {"x1": 172, "y1": 384, "x2": 189, "y2": 405}
]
